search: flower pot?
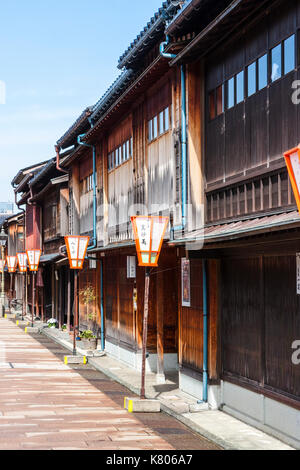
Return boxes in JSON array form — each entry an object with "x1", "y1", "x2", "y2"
[{"x1": 80, "y1": 338, "x2": 97, "y2": 350}]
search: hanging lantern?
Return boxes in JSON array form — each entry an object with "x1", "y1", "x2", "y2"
[
  {"x1": 7, "y1": 256, "x2": 17, "y2": 273},
  {"x1": 64, "y1": 236, "x2": 90, "y2": 270},
  {"x1": 284, "y1": 145, "x2": 300, "y2": 213},
  {"x1": 26, "y1": 249, "x2": 42, "y2": 272},
  {"x1": 17, "y1": 253, "x2": 28, "y2": 273},
  {"x1": 0, "y1": 259, "x2": 6, "y2": 271},
  {"x1": 131, "y1": 216, "x2": 169, "y2": 267}
]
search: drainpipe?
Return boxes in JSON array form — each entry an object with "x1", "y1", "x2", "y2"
[
  {"x1": 198, "y1": 259, "x2": 208, "y2": 404},
  {"x1": 77, "y1": 134, "x2": 97, "y2": 251},
  {"x1": 160, "y1": 36, "x2": 187, "y2": 236},
  {"x1": 100, "y1": 259, "x2": 105, "y2": 351},
  {"x1": 160, "y1": 35, "x2": 208, "y2": 402},
  {"x1": 55, "y1": 145, "x2": 68, "y2": 174},
  {"x1": 77, "y1": 134, "x2": 104, "y2": 348}
]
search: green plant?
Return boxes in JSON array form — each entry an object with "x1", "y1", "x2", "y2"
[
  {"x1": 79, "y1": 285, "x2": 96, "y2": 305},
  {"x1": 80, "y1": 330, "x2": 96, "y2": 340},
  {"x1": 87, "y1": 313, "x2": 96, "y2": 321},
  {"x1": 61, "y1": 324, "x2": 67, "y2": 331}
]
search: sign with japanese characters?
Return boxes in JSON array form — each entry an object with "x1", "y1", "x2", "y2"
[
  {"x1": 127, "y1": 256, "x2": 136, "y2": 278},
  {"x1": 181, "y1": 258, "x2": 191, "y2": 307},
  {"x1": 131, "y1": 216, "x2": 169, "y2": 267},
  {"x1": 297, "y1": 253, "x2": 300, "y2": 295}
]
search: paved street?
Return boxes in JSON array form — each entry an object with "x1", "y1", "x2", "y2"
[{"x1": 0, "y1": 319, "x2": 219, "y2": 450}]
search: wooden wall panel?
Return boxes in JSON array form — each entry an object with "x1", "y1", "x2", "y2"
[
  {"x1": 108, "y1": 115, "x2": 132, "y2": 152},
  {"x1": 221, "y1": 257, "x2": 262, "y2": 382},
  {"x1": 180, "y1": 259, "x2": 204, "y2": 371},
  {"x1": 264, "y1": 255, "x2": 300, "y2": 398}
]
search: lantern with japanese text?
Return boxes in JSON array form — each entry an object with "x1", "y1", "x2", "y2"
[
  {"x1": 17, "y1": 253, "x2": 28, "y2": 273},
  {"x1": 64, "y1": 235, "x2": 90, "y2": 356},
  {"x1": 7, "y1": 256, "x2": 17, "y2": 273},
  {"x1": 131, "y1": 216, "x2": 169, "y2": 267},
  {"x1": 26, "y1": 249, "x2": 41, "y2": 327},
  {"x1": 284, "y1": 145, "x2": 300, "y2": 213},
  {"x1": 65, "y1": 236, "x2": 90, "y2": 270},
  {"x1": 26, "y1": 249, "x2": 41, "y2": 272},
  {"x1": 131, "y1": 215, "x2": 169, "y2": 399}
]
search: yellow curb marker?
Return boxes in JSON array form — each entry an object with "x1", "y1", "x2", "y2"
[
  {"x1": 83, "y1": 356, "x2": 87, "y2": 365},
  {"x1": 128, "y1": 400, "x2": 133, "y2": 413},
  {"x1": 16, "y1": 321, "x2": 19, "y2": 326},
  {"x1": 64, "y1": 357, "x2": 68, "y2": 365},
  {"x1": 124, "y1": 398, "x2": 133, "y2": 413},
  {"x1": 4, "y1": 314, "x2": 7, "y2": 319},
  {"x1": 25, "y1": 327, "x2": 28, "y2": 334}
]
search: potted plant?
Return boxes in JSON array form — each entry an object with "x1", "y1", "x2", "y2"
[
  {"x1": 80, "y1": 286, "x2": 96, "y2": 306},
  {"x1": 61, "y1": 324, "x2": 67, "y2": 332},
  {"x1": 47, "y1": 318, "x2": 58, "y2": 329},
  {"x1": 80, "y1": 330, "x2": 97, "y2": 350}
]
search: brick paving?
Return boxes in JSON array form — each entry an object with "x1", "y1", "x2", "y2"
[{"x1": 0, "y1": 319, "x2": 219, "y2": 450}]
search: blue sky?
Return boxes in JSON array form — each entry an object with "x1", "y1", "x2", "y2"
[{"x1": 0, "y1": 0, "x2": 164, "y2": 202}]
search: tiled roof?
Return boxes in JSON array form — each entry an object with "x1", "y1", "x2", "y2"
[
  {"x1": 118, "y1": 0, "x2": 181, "y2": 69},
  {"x1": 57, "y1": 106, "x2": 94, "y2": 149},
  {"x1": 90, "y1": 70, "x2": 136, "y2": 125},
  {"x1": 172, "y1": 210, "x2": 300, "y2": 245}
]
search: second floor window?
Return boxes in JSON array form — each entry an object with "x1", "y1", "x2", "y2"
[
  {"x1": 208, "y1": 33, "x2": 296, "y2": 120},
  {"x1": 108, "y1": 137, "x2": 133, "y2": 172},
  {"x1": 148, "y1": 106, "x2": 171, "y2": 142}
]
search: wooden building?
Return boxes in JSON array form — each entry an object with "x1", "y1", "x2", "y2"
[
  {"x1": 9, "y1": 0, "x2": 300, "y2": 449},
  {"x1": 164, "y1": 0, "x2": 300, "y2": 449},
  {"x1": 13, "y1": 158, "x2": 70, "y2": 323}
]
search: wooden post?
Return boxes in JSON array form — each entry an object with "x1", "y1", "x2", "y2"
[
  {"x1": 41, "y1": 287, "x2": 44, "y2": 323},
  {"x1": 140, "y1": 267, "x2": 150, "y2": 399},
  {"x1": 156, "y1": 269, "x2": 165, "y2": 384}
]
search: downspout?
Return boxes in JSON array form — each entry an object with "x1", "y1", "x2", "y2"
[
  {"x1": 100, "y1": 259, "x2": 104, "y2": 351},
  {"x1": 160, "y1": 36, "x2": 187, "y2": 237},
  {"x1": 198, "y1": 259, "x2": 208, "y2": 404},
  {"x1": 77, "y1": 134, "x2": 97, "y2": 251},
  {"x1": 161, "y1": 34, "x2": 207, "y2": 403},
  {"x1": 77, "y1": 134, "x2": 104, "y2": 349},
  {"x1": 55, "y1": 145, "x2": 68, "y2": 174}
]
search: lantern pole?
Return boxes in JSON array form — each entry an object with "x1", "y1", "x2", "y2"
[
  {"x1": 0, "y1": 257, "x2": 4, "y2": 316},
  {"x1": 141, "y1": 267, "x2": 151, "y2": 399},
  {"x1": 73, "y1": 270, "x2": 79, "y2": 356},
  {"x1": 31, "y1": 271, "x2": 36, "y2": 328},
  {"x1": 22, "y1": 272, "x2": 26, "y2": 321},
  {"x1": 9, "y1": 272, "x2": 13, "y2": 314}
]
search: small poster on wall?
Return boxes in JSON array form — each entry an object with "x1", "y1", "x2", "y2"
[
  {"x1": 181, "y1": 258, "x2": 191, "y2": 307},
  {"x1": 297, "y1": 253, "x2": 300, "y2": 295},
  {"x1": 127, "y1": 256, "x2": 136, "y2": 279}
]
